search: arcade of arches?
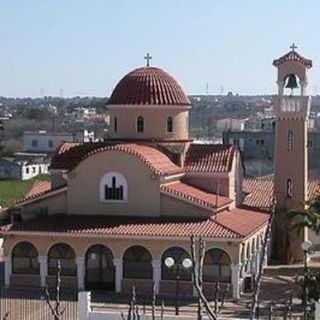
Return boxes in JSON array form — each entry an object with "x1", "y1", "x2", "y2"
[{"x1": 5, "y1": 232, "x2": 267, "y2": 298}]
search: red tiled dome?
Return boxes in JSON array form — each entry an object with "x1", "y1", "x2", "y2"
[{"x1": 107, "y1": 67, "x2": 191, "y2": 106}]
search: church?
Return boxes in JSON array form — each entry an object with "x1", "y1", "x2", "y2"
[{"x1": 0, "y1": 47, "x2": 316, "y2": 300}]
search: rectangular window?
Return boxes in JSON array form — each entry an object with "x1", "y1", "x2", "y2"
[
  {"x1": 31, "y1": 139, "x2": 38, "y2": 147},
  {"x1": 48, "y1": 140, "x2": 53, "y2": 148}
]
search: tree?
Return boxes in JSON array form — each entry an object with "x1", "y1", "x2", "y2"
[
  {"x1": 44, "y1": 261, "x2": 65, "y2": 320},
  {"x1": 286, "y1": 195, "x2": 320, "y2": 235},
  {"x1": 250, "y1": 199, "x2": 276, "y2": 320}
]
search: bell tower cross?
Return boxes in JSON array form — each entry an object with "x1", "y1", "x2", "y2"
[{"x1": 272, "y1": 45, "x2": 312, "y2": 262}]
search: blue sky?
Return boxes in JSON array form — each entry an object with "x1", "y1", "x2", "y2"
[{"x1": 1, "y1": 0, "x2": 319, "y2": 97}]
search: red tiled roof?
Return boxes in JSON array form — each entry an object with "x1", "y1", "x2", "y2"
[
  {"x1": 242, "y1": 177, "x2": 320, "y2": 211},
  {"x1": 18, "y1": 180, "x2": 66, "y2": 204},
  {"x1": 242, "y1": 178, "x2": 274, "y2": 211},
  {"x1": 51, "y1": 142, "x2": 182, "y2": 176},
  {"x1": 0, "y1": 209, "x2": 268, "y2": 238},
  {"x1": 160, "y1": 181, "x2": 232, "y2": 210},
  {"x1": 215, "y1": 208, "x2": 269, "y2": 237},
  {"x1": 19, "y1": 180, "x2": 52, "y2": 203},
  {"x1": 273, "y1": 50, "x2": 312, "y2": 68},
  {"x1": 184, "y1": 144, "x2": 237, "y2": 172},
  {"x1": 107, "y1": 67, "x2": 191, "y2": 106}
]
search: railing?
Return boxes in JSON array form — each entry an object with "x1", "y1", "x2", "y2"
[{"x1": 0, "y1": 286, "x2": 78, "y2": 320}]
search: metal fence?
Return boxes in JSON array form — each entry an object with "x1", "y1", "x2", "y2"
[{"x1": 0, "y1": 287, "x2": 78, "y2": 320}]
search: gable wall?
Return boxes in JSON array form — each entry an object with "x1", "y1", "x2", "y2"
[
  {"x1": 21, "y1": 191, "x2": 67, "y2": 218},
  {"x1": 160, "y1": 193, "x2": 213, "y2": 218},
  {"x1": 67, "y1": 151, "x2": 161, "y2": 216}
]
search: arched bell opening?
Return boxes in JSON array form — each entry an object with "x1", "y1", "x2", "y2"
[{"x1": 284, "y1": 74, "x2": 300, "y2": 96}]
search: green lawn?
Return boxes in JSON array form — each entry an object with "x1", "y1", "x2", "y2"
[{"x1": 0, "y1": 174, "x2": 50, "y2": 208}]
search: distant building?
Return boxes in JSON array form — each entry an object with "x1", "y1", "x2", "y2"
[
  {"x1": 216, "y1": 118, "x2": 246, "y2": 132},
  {"x1": 23, "y1": 130, "x2": 95, "y2": 153},
  {"x1": 0, "y1": 155, "x2": 49, "y2": 180}
]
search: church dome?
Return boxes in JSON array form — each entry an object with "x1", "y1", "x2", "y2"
[{"x1": 107, "y1": 67, "x2": 191, "y2": 106}]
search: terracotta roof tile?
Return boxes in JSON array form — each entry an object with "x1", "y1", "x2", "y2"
[
  {"x1": 107, "y1": 67, "x2": 191, "y2": 106},
  {"x1": 184, "y1": 144, "x2": 237, "y2": 172},
  {"x1": 51, "y1": 142, "x2": 182, "y2": 176},
  {"x1": 0, "y1": 208, "x2": 268, "y2": 238},
  {"x1": 18, "y1": 180, "x2": 66, "y2": 204},
  {"x1": 242, "y1": 177, "x2": 320, "y2": 211},
  {"x1": 273, "y1": 50, "x2": 312, "y2": 68},
  {"x1": 160, "y1": 181, "x2": 232, "y2": 210},
  {"x1": 19, "y1": 180, "x2": 52, "y2": 203},
  {"x1": 215, "y1": 208, "x2": 269, "y2": 237}
]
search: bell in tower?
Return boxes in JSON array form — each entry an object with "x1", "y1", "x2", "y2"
[{"x1": 285, "y1": 74, "x2": 299, "y2": 93}]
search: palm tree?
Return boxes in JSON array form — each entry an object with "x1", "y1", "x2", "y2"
[{"x1": 286, "y1": 195, "x2": 320, "y2": 234}]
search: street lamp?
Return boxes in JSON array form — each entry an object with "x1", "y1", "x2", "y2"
[
  {"x1": 301, "y1": 240, "x2": 312, "y2": 320},
  {"x1": 164, "y1": 256, "x2": 192, "y2": 315}
]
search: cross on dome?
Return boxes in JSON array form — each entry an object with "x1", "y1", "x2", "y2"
[
  {"x1": 144, "y1": 53, "x2": 152, "y2": 67},
  {"x1": 290, "y1": 43, "x2": 297, "y2": 52}
]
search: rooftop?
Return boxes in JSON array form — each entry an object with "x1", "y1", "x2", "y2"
[
  {"x1": 107, "y1": 67, "x2": 191, "y2": 106},
  {"x1": 0, "y1": 208, "x2": 268, "y2": 239}
]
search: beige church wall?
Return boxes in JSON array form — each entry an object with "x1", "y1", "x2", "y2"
[
  {"x1": 160, "y1": 194, "x2": 214, "y2": 218},
  {"x1": 108, "y1": 107, "x2": 189, "y2": 141},
  {"x1": 21, "y1": 191, "x2": 67, "y2": 218},
  {"x1": 274, "y1": 119, "x2": 308, "y2": 211},
  {"x1": 278, "y1": 61, "x2": 307, "y2": 82},
  {"x1": 67, "y1": 150, "x2": 161, "y2": 217},
  {"x1": 183, "y1": 173, "x2": 230, "y2": 198},
  {"x1": 3, "y1": 234, "x2": 241, "y2": 265}
]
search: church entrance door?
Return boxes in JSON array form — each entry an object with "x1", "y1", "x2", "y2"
[{"x1": 85, "y1": 245, "x2": 115, "y2": 291}]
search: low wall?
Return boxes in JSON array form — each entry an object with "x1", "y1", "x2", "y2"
[
  {"x1": 46, "y1": 275, "x2": 77, "y2": 288},
  {"x1": 79, "y1": 291, "x2": 212, "y2": 320},
  {"x1": 10, "y1": 274, "x2": 40, "y2": 287}
]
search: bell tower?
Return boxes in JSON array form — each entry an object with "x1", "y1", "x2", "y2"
[{"x1": 272, "y1": 44, "x2": 312, "y2": 262}]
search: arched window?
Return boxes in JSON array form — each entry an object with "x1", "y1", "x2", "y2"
[
  {"x1": 85, "y1": 245, "x2": 115, "y2": 290},
  {"x1": 287, "y1": 179, "x2": 293, "y2": 198},
  {"x1": 161, "y1": 247, "x2": 191, "y2": 281},
  {"x1": 166, "y1": 117, "x2": 173, "y2": 133},
  {"x1": 114, "y1": 117, "x2": 118, "y2": 133},
  {"x1": 123, "y1": 246, "x2": 152, "y2": 279},
  {"x1": 48, "y1": 243, "x2": 76, "y2": 276},
  {"x1": 203, "y1": 248, "x2": 231, "y2": 283},
  {"x1": 287, "y1": 130, "x2": 293, "y2": 151},
  {"x1": 137, "y1": 116, "x2": 144, "y2": 133},
  {"x1": 100, "y1": 172, "x2": 128, "y2": 202},
  {"x1": 12, "y1": 242, "x2": 39, "y2": 274}
]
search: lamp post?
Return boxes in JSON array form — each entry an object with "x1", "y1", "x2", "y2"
[
  {"x1": 301, "y1": 240, "x2": 312, "y2": 320},
  {"x1": 164, "y1": 256, "x2": 192, "y2": 316}
]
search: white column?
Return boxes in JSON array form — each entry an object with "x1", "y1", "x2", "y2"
[
  {"x1": 152, "y1": 259, "x2": 161, "y2": 294},
  {"x1": 78, "y1": 291, "x2": 91, "y2": 320},
  {"x1": 113, "y1": 258, "x2": 123, "y2": 293},
  {"x1": 76, "y1": 256, "x2": 85, "y2": 290},
  {"x1": 4, "y1": 255, "x2": 12, "y2": 287},
  {"x1": 38, "y1": 255, "x2": 47, "y2": 288},
  {"x1": 231, "y1": 263, "x2": 241, "y2": 300}
]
